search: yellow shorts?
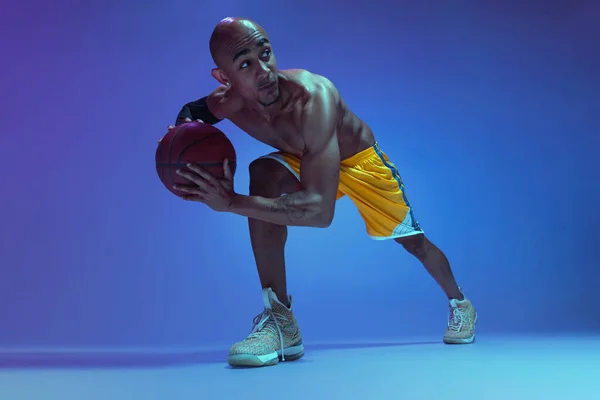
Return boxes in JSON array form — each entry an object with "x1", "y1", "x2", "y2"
[{"x1": 259, "y1": 142, "x2": 424, "y2": 240}]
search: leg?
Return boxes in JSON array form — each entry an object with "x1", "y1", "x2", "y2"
[
  {"x1": 336, "y1": 143, "x2": 477, "y2": 343},
  {"x1": 227, "y1": 156, "x2": 305, "y2": 367},
  {"x1": 395, "y1": 234, "x2": 477, "y2": 343},
  {"x1": 395, "y1": 234, "x2": 464, "y2": 300},
  {"x1": 247, "y1": 158, "x2": 302, "y2": 306}
]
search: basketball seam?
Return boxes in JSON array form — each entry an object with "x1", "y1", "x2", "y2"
[
  {"x1": 176, "y1": 133, "x2": 224, "y2": 165},
  {"x1": 164, "y1": 126, "x2": 236, "y2": 193}
]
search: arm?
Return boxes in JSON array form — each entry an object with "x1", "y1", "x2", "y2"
[
  {"x1": 175, "y1": 85, "x2": 244, "y2": 125},
  {"x1": 229, "y1": 85, "x2": 341, "y2": 227},
  {"x1": 175, "y1": 83, "x2": 242, "y2": 125},
  {"x1": 175, "y1": 96, "x2": 224, "y2": 125}
]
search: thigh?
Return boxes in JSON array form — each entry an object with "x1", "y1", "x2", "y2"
[
  {"x1": 339, "y1": 144, "x2": 424, "y2": 240},
  {"x1": 257, "y1": 152, "x2": 345, "y2": 199},
  {"x1": 251, "y1": 152, "x2": 303, "y2": 195}
]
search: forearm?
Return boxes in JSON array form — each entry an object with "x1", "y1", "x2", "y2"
[
  {"x1": 229, "y1": 191, "x2": 333, "y2": 227},
  {"x1": 175, "y1": 96, "x2": 223, "y2": 125}
]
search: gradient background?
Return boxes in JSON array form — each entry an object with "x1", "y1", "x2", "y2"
[{"x1": 1, "y1": 0, "x2": 599, "y2": 351}]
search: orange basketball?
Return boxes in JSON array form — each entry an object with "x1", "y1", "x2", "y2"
[{"x1": 155, "y1": 121, "x2": 236, "y2": 197}]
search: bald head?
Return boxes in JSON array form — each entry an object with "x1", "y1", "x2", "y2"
[
  {"x1": 208, "y1": 17, "x2": 279, "y2": 107},
  {"x1": 209, "y1": 17, "x2": 269, "y2": 67}
]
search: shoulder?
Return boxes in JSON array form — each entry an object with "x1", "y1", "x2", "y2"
[
  {"x1": 283, "y1": 69, "x2": 339, "y2": 99},
  {"x1": 281, "y1": 70, "x2": 340, "y2": 143},
  {"x1": 206, "y1": 85, "x2": 244, "y2": 119},
  {"x1": 280, "y1": 69, "x2": 340, "y2": 120},
  {"x1": 290, "y1": 70, "x2": 340, "y2": 122}
]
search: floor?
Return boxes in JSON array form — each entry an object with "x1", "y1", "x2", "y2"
[{"x1": 1, "y1": 335, "x2": 598, "y2": 400}]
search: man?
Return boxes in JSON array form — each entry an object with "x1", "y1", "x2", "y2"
[{"x1": 166, "y1": 17, "x2": 477, "y2": 368}]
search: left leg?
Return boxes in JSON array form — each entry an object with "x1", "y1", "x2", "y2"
[
  {"x1": 390, "y1": 233, "x2": 478, "y2": 345},
  {"x1": 394, "y1": 234, "x2": 463, "y2": 300},
  {"x1": 339, "y1": 143, "x2": 477, "y2": 344}
]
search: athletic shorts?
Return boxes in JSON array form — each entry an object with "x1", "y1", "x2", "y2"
[{"x1": 259, "y1": 142, "x2": 424, "y2": 240}]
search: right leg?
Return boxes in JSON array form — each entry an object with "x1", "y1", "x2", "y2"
[
  {"x1": 227, "y1": 156, "x2": 304, "y2": 368},
  {"x1": 248, "y1": 157, "x2": 302, "y2": 306}
]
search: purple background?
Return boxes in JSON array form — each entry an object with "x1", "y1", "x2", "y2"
[{"x1": 1, "y1": 1, "x2": 599, "y2": 349}]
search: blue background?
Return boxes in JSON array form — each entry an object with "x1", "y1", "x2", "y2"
[{"x1": 1, "y1": 0, "x2": 599, "y2": 350}]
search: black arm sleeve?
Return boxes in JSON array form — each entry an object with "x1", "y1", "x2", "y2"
[{"x1": 175, "y1": 96, "x2": 224, "y2": 125}]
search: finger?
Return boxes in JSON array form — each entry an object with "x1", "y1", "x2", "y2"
[
  {"x1": 176, "y1": 168, "x2": 213, "y2": 190},
  {"x1": 185, "y1": 163, "x2": 218, "y2": 185},
  {"x1": 184, "y1": 117, "x2": 192, "y2": 122},
  {"x1": 160, "y1": 124, "x2": 176, "y2": 142},
  {"x1": 173, "y1": 184, "x2": 206, "y2": 195},
  {"x1": 223, "y1": 158, "x2": 233, "y2": 181},
  {"x1": 175, "y1": 168, "x2": 202, "y2": 184},
  {"x1": 181, "y1": 194, "x2": 205, "y2": 202},
  {"x1": 194, "y1": 119, "x2": 204, "y2": 123}
]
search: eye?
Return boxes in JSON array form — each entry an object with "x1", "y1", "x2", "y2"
[{"x1": 239, "y1": 49, "x2": 271, "y2": 70}]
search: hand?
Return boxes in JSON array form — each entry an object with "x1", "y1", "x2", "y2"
[
  {"x1": 174, "y1": 159, "x2": 235, "y2": 212},
  {"x1": 158, "y1": 118, "x2": 204, "y2": 143}
]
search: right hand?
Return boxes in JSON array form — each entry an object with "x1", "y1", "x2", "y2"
[{"x1": 159, "y1": 117, "x2": 204, "y2": 143}]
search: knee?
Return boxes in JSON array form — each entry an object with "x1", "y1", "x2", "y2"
[
  {"x1": 248, "y1": 158, "x2": 281, "y2": 197},
  {"x1": 249, "y1": 158, "x2": 273, "y2": 181},
  {"x1": 395, "y1": 234, "x2": 428, "y2": 258}
]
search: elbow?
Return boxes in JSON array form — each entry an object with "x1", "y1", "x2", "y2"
[
  {"x1": 301, "y1": 192, "x2": 335, "y2": 228},
  {"x1": 312, "y1": 202, "x2": 335, "y2": 228},
  {"x1": 314, "y1": 211, "x2": 334, "y2": 228}
]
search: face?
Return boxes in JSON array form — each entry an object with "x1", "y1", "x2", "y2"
[{"x1": 213, "y1": 27, "x2": 279, "y2": 107}]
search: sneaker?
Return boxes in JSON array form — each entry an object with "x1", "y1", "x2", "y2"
[
  {"x1": 227, "y1": 287, "x2": 304, "y2": 367},
  {"x1": 443, "y1": 297, "x2": 477, "y2": 344}
]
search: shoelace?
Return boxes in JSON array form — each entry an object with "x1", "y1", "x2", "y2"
[
  {"x1": 448, "y1": 306, "x2": 467, "y2": 332},
  {"x1": 247, "y1": 308, "x2": 289, "y2": 360}
]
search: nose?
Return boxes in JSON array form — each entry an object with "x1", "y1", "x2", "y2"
[{"x1": 255, "y1": 60, "x2": 270, "y2": 79}]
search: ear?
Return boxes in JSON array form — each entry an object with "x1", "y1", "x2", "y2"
[{"x1": 211, "y1": 68, "x2": 229, "y2": 86}]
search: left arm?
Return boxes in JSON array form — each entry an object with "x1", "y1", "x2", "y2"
[{"x1": 229, "y1": 86, "x2": 341, "y2": 227}]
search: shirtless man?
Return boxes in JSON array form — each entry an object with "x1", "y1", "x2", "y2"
[{"x1": 166, "y1": 17, "x2": 477, "y2": 367}]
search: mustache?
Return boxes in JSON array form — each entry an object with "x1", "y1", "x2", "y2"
[{"x1": 257, "y1": 79, "x2": 276, "y2": 89}]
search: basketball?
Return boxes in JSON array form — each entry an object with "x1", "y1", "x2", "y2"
[{"x1": 155, "y1": 121, "x2": 237, "y2": 197}]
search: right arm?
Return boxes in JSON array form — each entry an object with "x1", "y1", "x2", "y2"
[
  {"x1": 175, "y1": 96, "x2": 223, "y2": 125},
  {"x1": 175, "y1": 85, "x2": 241, "y2": 125}
]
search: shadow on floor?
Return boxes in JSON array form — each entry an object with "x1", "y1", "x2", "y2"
[{"x1": 0, "y1": 341, "x2": 439, "y2": 370}]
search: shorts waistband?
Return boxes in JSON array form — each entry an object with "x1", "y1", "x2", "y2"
[{"x1": 341, "y1": 142, "x2": 381, "y2": 166}]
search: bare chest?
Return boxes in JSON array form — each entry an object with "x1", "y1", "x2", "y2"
[{"x1": 229, "y1": 111, "x2": 305, "y2": 157}]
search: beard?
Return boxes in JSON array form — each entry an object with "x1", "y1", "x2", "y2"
[
  {"x1": 258, "y1": 84, "x2": 280, "y2": 107},
  {"x1": 259, "y1": 94, "x2": 280, "y2": 107}
]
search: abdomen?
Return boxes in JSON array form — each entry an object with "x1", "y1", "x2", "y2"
[{"x1": 337, "y1": 99, "x2": 375, "y2": 159}]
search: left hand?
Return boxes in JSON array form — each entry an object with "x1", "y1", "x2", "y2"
[{"x1": 174, "y1": 159, "x2": 235, "y2": 212}]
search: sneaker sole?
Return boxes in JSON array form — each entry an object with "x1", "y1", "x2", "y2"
[
  {"x1": 443, "y1": 335, "x2": 476, "y2": 344},
  {"x1": 443, "y1": 312, "x2": 478, "y2": 345},
  {"x1": 228, "y1": 344, "x2": 305, "y2": 367}
]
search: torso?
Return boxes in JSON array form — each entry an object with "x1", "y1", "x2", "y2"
[{"x1": 211, "y1": 69, "x2": 375, "y2": 160}]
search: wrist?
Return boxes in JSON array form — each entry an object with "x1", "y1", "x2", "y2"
[{"x1": 228, "y1": 193, "x2": 244, "y2": 213}]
